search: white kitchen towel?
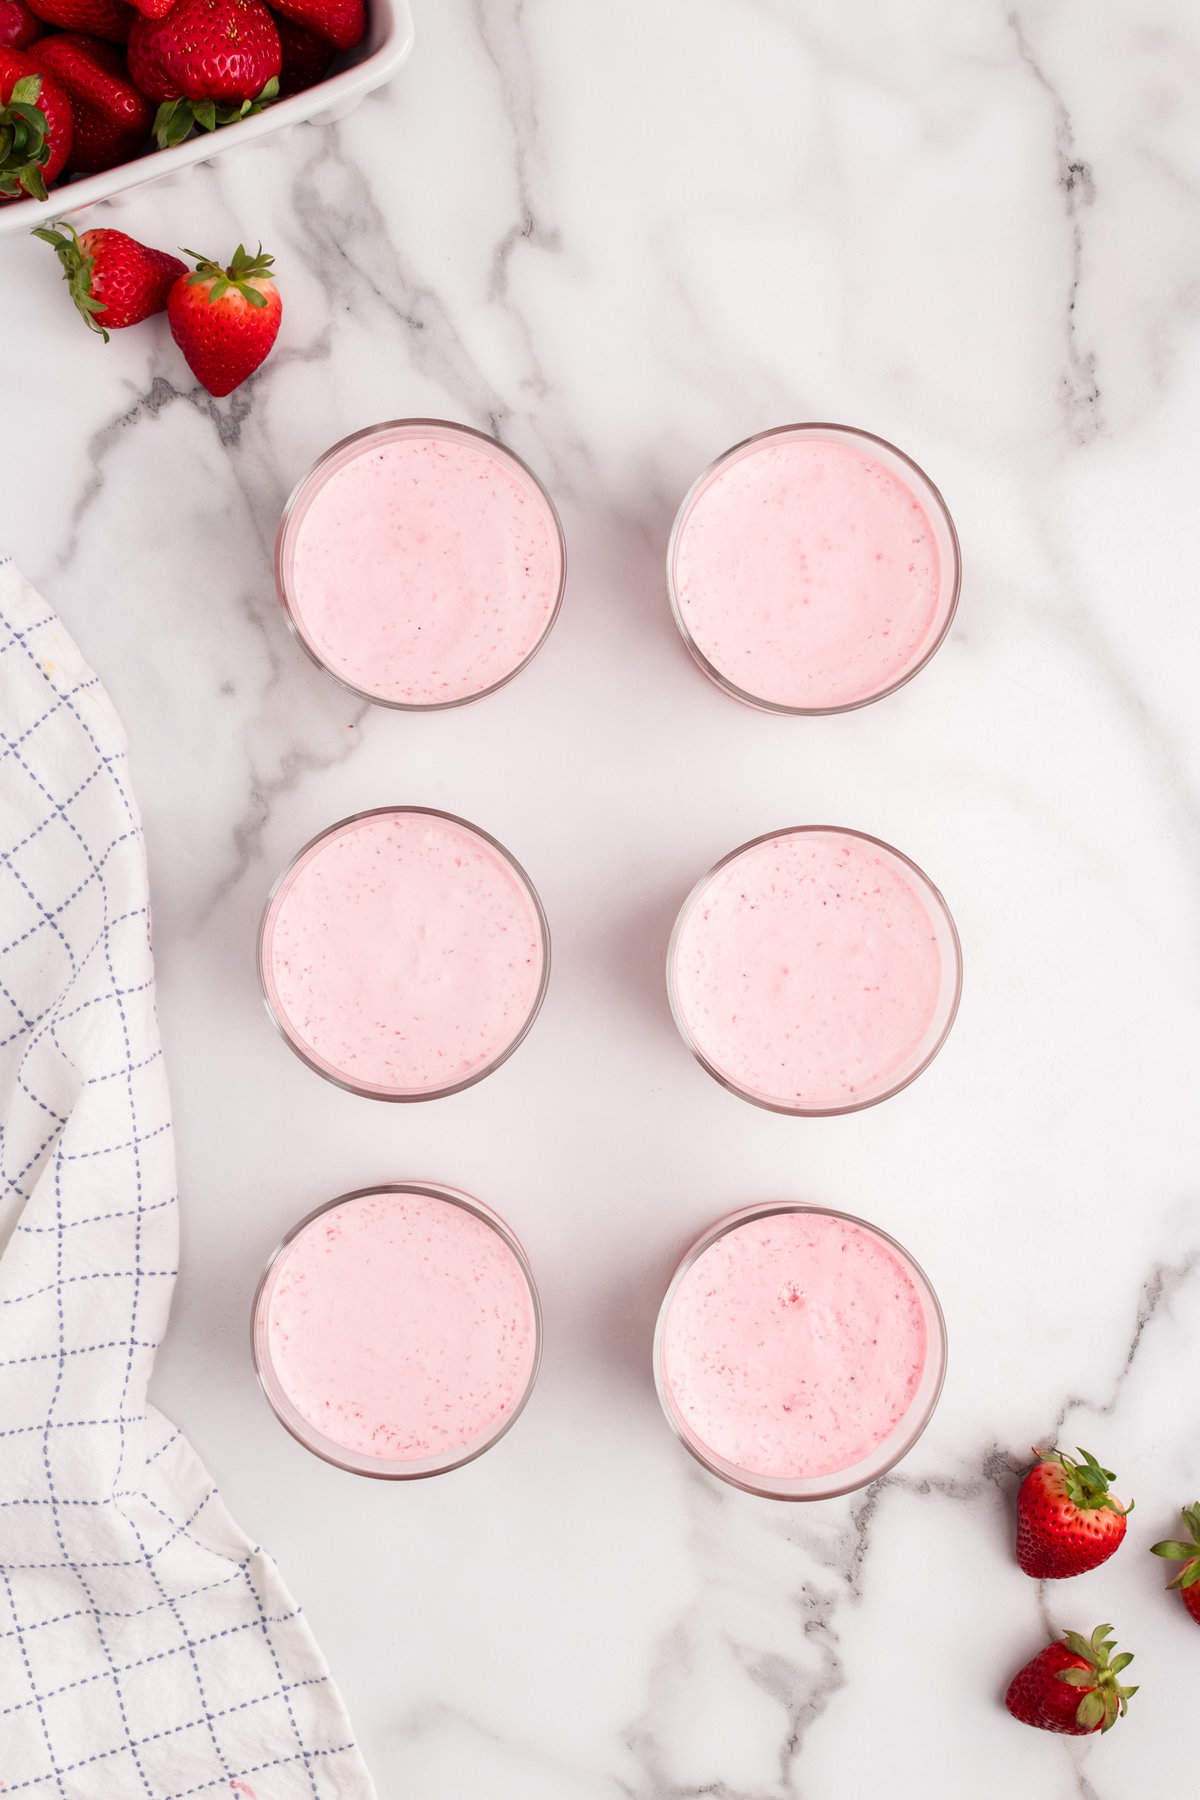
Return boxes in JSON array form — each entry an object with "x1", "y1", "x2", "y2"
[{"x1": 0, "y1": 555, "x2": 376, "y2": 1799}]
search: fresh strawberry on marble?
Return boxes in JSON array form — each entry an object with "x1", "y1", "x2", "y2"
[
  {"x1": 29, "y1": 33, "x2": 153, "y2": 170},
  {"x1": 0, "y1": 48, "x2": 71, "y2": 200},
  {"x1": 34, "y1": 219, "x2": 184, "y2": 334},
  {"x1": 127, "y1": 0, "x2": 280, "y2": 147},
  {"x1": 0, "y1": 0, "x2": 42, "y2": 49},
  {"x1": 167, "y1": 242, "x2": 281, "y2": 396},
  {"x1": 1005, "y1": 1624, "x2": 1137, "y2": 1736},
  {"x1": 1015, "y1": 1447, "x2": 1132, "y2": 1579}
]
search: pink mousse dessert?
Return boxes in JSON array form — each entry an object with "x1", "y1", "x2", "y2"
[
  {"x1": 668, "y1": 827, "x2": 961, "y2": 1114},
  {"x1": 655, "y1": 1205, "x2": 945, "y2": 1498},
  {"x1": 254, "y1": 1185, "x2": 541, "y2": 1476},
  {"x1": 669, "y1": 424, "x2": 959, "y2": 712},
  {"x1": 276, "y1": 420, "x2": 565, "y2": 708},
  {"x1": 260, "y1": 807, "x2": 549, "y2": 1100}
]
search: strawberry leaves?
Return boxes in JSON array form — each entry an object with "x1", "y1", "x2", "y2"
[
  {"x1": 151, "y1": 75, "x2": 278, "y2": 148},
  {"x1": 1151, "y1": 1501, "x2": 1200, "y2": 1591},
  {"x1": 31, "y1": 220, "x2": 111, "y2": 336},
  {"x1": 180, "y1": 240, "x2": 274, "y2": 304},
  {"x1": 1034, "y1": 1446, "x2": 1133, "y2": 1517},
  {"x1": 0, "y1": 70, "x2": 49, "y2": 199},
  {"x1": 1056, "y1": 1625, "x2": 1137, "y2": 1734}
]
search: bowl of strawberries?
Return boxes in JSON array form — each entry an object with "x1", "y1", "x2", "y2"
[{"x1": 0, "y1": 0, "x2": 412, "y2": 232}]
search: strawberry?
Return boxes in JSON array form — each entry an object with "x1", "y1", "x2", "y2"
[
  {"x1": 0, "y1": 0, "x2": 43, "y2": 50},
  {"x1": 26, "y1": 0, "x2": 133, "y2": 44},
  {"x1": 127, "y1": 0, "x2": 280, "y2": 148},
  {"x1": 275, "y1": 13, "x2": 332, "y2": 95},
  {"x1": 30, "y1": 33, "x2": 152, "y2": 170},
  {"x1": 269, "y1": 0, "x2": 362, "y2": 53},
  {"x1": 1015, "y1": 1446, "x2": 1131, "y2": 1578},
  {"x1": 33, "y1": 220, "x2": 184, "y2": 337},
  {"x1": 0, "y1": 49, "x2": 71, "y2": 199},
  {"x1": 167, "y1": 242, "x2": 280, "y2": 396},
  {"x1": 1005, "y1": 1624, "x2": 1136, "y2": 1736},
  {"x1": 1150, "y1": 1503, "x2": 1200, "y2": 1624},
  {"x1": 126, "y1": 0, "x2": 174, "y2": 16}
]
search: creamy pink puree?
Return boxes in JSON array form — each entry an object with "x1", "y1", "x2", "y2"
[
  {"x1": 263, "y1": 810, "x2": 545, "y2": 1097},
  {"x1": 672, "y1": 431, "x2": 947, "y2": 709},
  {"x1": 266, "y1": 1190, "x2": 537, "y2": 1463},
  {"x1": 671, "y1": 830, "x2": 948, "y2": 1111},
  {"x1": 660, "y1": 1211, "x2": 928, "y2": 1480},
  {"x1": 286, "y1": 426, "x2": 562, "y2": 705}
]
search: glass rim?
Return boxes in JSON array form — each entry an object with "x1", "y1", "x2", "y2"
[
  {"x1": 666, "y1": 420, "x2": 962, "y2": 716},
  {"x1": 257, "y1": 804, "x2": 552, "y2": 1102},
  {"x1": 275, "y1": 417, "x2": 568, "y2": 712},
  {"x1": 251, "y1": 1182, "x2": 544, "y2": 1480},
  {"x1": 653, "y1": 1201, "x2": 948, "y2": 1501},
  {"x1": 666, "y1": 824, "x2": 963, "y2": 1117}
]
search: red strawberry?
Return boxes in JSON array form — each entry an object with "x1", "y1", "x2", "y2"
[
  {"x1": 26, "y1": 0, "x2": 132, "y2": 44},
  {"x1": 0, "y1": 48, "x2": 71, "y2": 199},
  {"x1": 127, "y1": 0, "x2": 280, "y2": 147},
  {"x1": 275, "y1": 13, "x2": 332, "y2": 94},
  {"x1": 1015, "y1": 1447, "x2": 1131, "y2": 1578},
  {"x1": 1150, "y1": 1503, "x2": 1200, "y2": 1624},
  {"x1": 33, "y1": 220, "x2": 184, "y2": 337},
  {"x1": 30, "y1": 34, "x2": 152, "y2": 170},
  {"x1": 1005, "y1": 1624, "x2": 1136, "y2": 1735},
  {"x1": 0, "y1": 0, "x2": 42, "y2": 50},
  {"x1": 167, "y1": 242, "x2": 281, "y2": 396},
  {"x1": 269, "y1": 0, "x2": 361, "y2": 53},
  {"x1": 126, "y1": 0, "x2": 174, "y2": 16}
]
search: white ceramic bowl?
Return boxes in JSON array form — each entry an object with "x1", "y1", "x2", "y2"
[{"x1": 0, "y1": 0, "x2": 413, "y2": 237}]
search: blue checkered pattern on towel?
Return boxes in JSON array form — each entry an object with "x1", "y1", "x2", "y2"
[{"x1": 0, "y1": 557, "x2": 375, "y2": 1799}]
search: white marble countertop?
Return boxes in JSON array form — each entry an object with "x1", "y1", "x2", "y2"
[{"x1": 4, "y1": 1, "x2": 1200, "y2": 1792}]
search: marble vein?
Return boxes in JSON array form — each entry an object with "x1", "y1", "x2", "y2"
[{"x1": 1010, "y1": 11, "x2": 1104, "y2": 441}]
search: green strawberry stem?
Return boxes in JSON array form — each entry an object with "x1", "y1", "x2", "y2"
[
  {"x1": 1056, "y1": 1625, "x2": 1137, "y2": 1734},
  {"x1": 180, "y1": 241, "x2": 275, "y2": 307},
  {"x1": 1033, "y1": 1446, "x2": 1133, "y2": 1516},
  {"x1": 1150, "y1": 1502, "x2": 1200, "y2": 1590},
  {"x1": 31, "y1": 220, "x2": 112, "y2": 339},
  {"x1": 152, "y1": 77, "x2": 279, "y2": 150},
  {"x1": 0, "y1": 74, "x2": 50, "y2": 202}
]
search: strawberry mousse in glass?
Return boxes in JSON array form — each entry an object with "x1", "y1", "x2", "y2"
[
  {"x1": 253, "y1": 1184, "x2": 542, "y2": 1478},
  {"x1": 276, "y1": 419, "x2": 566, "y2": 708},
  {"x1": 654, "y1": 1203, "x2": 946, "y2": 1499},
  {"x1": 668, "y1": 423, "x2": 960, "y2": 713},
  {"x1": 259, "y1": 806, "x2": 549, "y2": 1101},
  {"x1": 667, "y1": 826, "x2": 961, "y2": 1115}
]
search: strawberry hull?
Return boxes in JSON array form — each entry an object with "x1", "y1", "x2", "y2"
[{"x1": 0, "y1": 47, "x2": 72, "y2": 200}]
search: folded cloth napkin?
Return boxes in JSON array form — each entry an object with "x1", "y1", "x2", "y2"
[{"x1": 0, "y1": 557, "x2": 375, "y2": 1798}]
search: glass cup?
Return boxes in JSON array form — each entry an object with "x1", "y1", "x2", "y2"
[
  {"x1": 667, "y1": 825, "x2": 962, "y2": 1116},
  {"x1": 258, "y1": 806, "x2": 550, "y2": 1101},
  {"x1": 252, "y1": 1183, "x2": 543, "y2": 1478},
  {"x1": 276, "y1": 419, "x2": 567, "y2": 709},
  {"x1": 668, "y1": 422, "x2": 961, "y2": 714},
  {"x1": 654, "y1": 1202, "x2": 947, "y2": 1500}
]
